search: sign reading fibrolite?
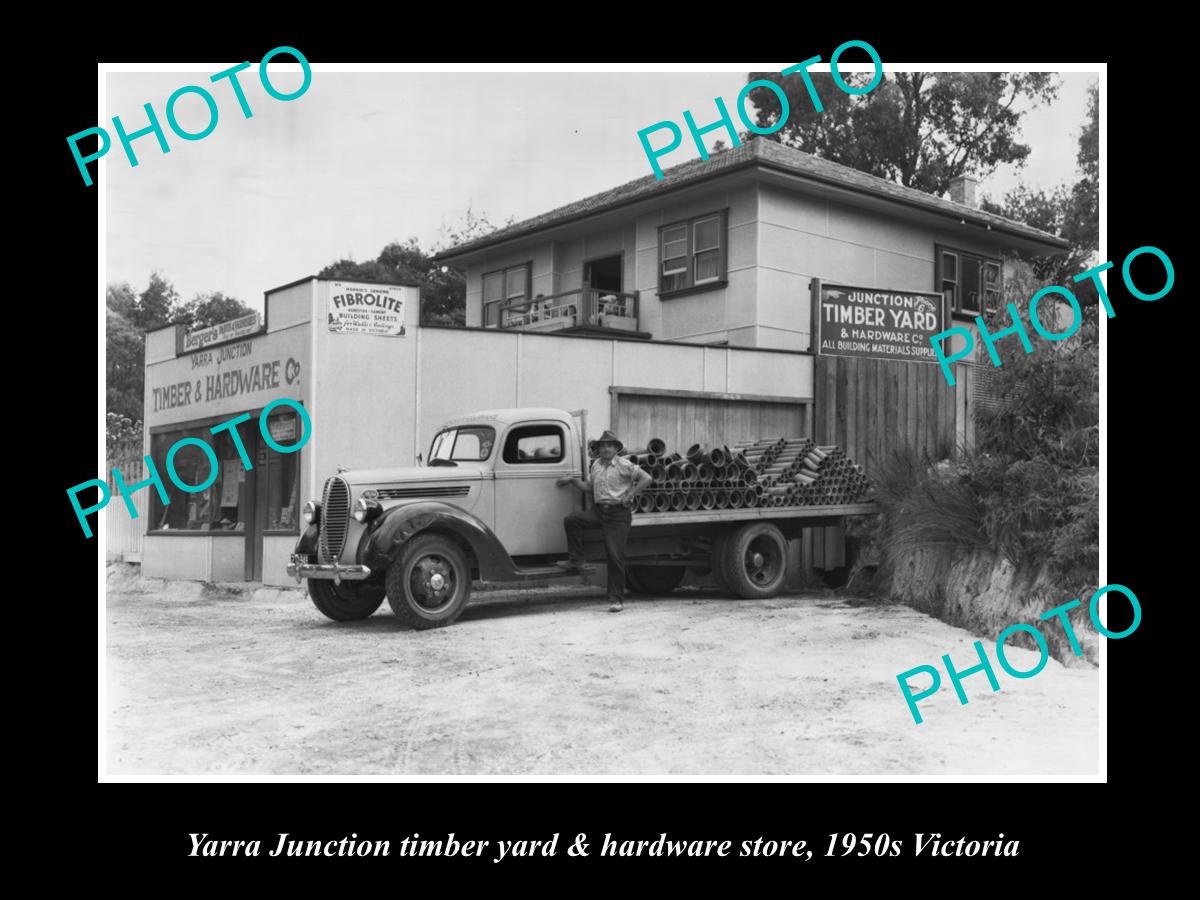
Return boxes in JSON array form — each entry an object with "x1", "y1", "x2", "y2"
[
  {"x1": 328, "y1": 282, "x2": 408, "y2": 336},
  {"x1": 181, "y1": 312, "x2": 261, "y2": 353},
  {"x1": 817, "y1": 284, "x2": 943, "y2": 363}
]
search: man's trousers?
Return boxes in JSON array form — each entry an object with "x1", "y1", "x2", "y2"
[{"x1": 564, "y1": 503, "x2": 633, "y2": 601}]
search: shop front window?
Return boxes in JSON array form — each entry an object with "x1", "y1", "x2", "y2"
[{"x1": 150, "y1": 426, "x2": 249, "y2": 532}]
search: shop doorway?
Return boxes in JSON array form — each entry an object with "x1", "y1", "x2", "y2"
[{"x1": 249, "y1": 408, "x2": 304, "y2": 581}]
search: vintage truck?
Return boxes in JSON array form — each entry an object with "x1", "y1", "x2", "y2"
[{"x1": 288, "y1": 407, "x2": 878, "y2": 629}]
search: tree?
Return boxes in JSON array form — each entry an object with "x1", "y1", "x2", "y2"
[
  {"x1": 318, "y1": 208, "x2": 515, "y2": 326},
  {"x1": 320, "y1": 237, "x2": 429, "y2": 285},
  {"x1": 429, "y1": 207, "x2": 516, "y2": 325},
  {"x1": 106, "y1": 275, "x2": 179, "y2": 437},
  {"x1": 105, "y1": 274, "x2": 255, "y2": 446},
  {"x1": 132, "y1": 271, "x2": 178, "y2": 331},
  {"x1": 106, "y1": 304, "x2": 145, "y2": 426},
  {"x1": 746, "y1": 72, "x2": 1060, "y2": 197},
  {"x1": 964, "y1": 83, "x2": 1100, "y2": 593},
  {"x1": 980, "y1": 82, "x2": 1099, "y2": 300},
  {"x1": 106, "y1": 412, "x2": 142, "y2": 460},
  {"x1": 319, "y1": 237, "x2": 457, "y2": 323},
  {"x1": 107, "y1": 281, "x2": 137, "y2": 319},
  {"x1": 1063, "y1": 83, "x2": 1098, "y2": 255},
  {"x1": 175, "y1": 291, "x2": 255, "y2": 330}
]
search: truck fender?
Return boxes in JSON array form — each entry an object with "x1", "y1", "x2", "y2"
[
  {"x1": 294, "y1": 524, "x2": 319, "y2": 559},
  {"x1": 359, "y1": 501, "x2": 518, "y2": 581}
]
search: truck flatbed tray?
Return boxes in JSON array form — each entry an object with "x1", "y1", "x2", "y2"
[{"x1": 629, "y1": 502, "x2": 880, "y2": 528}]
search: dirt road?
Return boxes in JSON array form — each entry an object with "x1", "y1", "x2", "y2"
[{"x1": 104, "y1": 565, "x2": 1100, "y2": 776}]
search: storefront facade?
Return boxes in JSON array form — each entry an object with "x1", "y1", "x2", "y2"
[
  {"x1": 137, "y1": 276, "x2": 813, "y2": 586},
  {"x1": 141, "y1": 296, "x2": 315, "y2": 583}
]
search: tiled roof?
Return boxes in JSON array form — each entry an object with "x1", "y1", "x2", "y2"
[{"x1": 435, "y1": 137, "x2": 1069, "y2": 259}]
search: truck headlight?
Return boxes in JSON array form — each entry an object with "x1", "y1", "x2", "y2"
[
  {"x1": 302, "y1": 500, "x2": 320, "y2": 525},
  {"x1": 353, "y1": 497, "x2": 382, "y2": 523}
]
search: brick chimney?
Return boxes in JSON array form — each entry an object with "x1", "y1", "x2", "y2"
[{"x1": 949, "y1": 175, "x2": 979, "y2": 208}]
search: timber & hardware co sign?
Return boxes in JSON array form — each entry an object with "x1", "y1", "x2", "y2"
[{"x1": 814, "y1": 281, "x2": 944, "y2": 363}]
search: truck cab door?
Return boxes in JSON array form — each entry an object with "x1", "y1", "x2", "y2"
[{"x1": 492, "y1": 420, "x2": 580, "y2": 556}]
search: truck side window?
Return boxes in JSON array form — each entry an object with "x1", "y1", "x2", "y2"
[{"x1": 504, "y1": 425, "x2": 565, "y2": 464}]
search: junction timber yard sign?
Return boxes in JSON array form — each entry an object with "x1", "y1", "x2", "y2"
[{"x1": 816, "y1": 283, "x2": 944, "y2": 364}]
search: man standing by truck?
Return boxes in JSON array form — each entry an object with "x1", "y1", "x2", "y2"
[{"x1": 555, "y1": 430, "x2": 653, "y2": 613}]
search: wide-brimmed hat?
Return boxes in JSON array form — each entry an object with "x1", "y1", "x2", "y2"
[{"x1": 595, "y1": 430, "x2": 624, "y2": 452}]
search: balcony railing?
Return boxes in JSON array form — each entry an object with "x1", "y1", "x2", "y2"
[{"x1": 499, "y1": 285, "x2": 639, "y2": 333}]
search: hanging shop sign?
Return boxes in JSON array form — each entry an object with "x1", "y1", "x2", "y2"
[
  {"x1": 267, "y1": 414, "x2": 297, "y2": 443},
  {"x1": 328, "y1": 281, "x2": 407, "y2": 336},
  {"x1": 180, "y1": 311, "x2": 262, "y2": 353},
  {"x1": 815, "y1": 282, "x2": 944, "y2": 364}
]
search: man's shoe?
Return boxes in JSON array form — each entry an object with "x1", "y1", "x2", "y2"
[
  {"x1": 555, "y1": 559, "x2": 592, "y2": 572},
  {"x1": 608, "y1": 600, "x2": 624, "y2": 613}
]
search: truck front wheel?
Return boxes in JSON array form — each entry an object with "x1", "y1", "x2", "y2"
[
  {"x1": 720, "y1": 523, "x2": 788, "y2": 599},
  {"x1": 386, "y1": 534, "x2": 472, "y2": 630},
  {"x1": 308, "y1": 579, "x2": 386, "y2": 621}
]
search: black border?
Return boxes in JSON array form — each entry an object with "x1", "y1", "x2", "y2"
[{"x1": 46, "y1": 18, "x2": 1179, "y2": 883}]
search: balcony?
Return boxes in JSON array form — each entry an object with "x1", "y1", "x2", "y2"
[{"x1": 499, "y1": 285, "x2": 644, "y2": 337}]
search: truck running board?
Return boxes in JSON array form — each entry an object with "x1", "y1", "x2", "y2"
[{"x1": 511, "y1": 565, "x2": 593, "y2": 581}]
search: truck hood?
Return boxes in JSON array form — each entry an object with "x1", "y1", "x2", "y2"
[{"x1": 338, "y1": 465, "x2": 486, "y2": 486}]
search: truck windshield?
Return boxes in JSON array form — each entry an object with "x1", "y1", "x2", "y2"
[{"x1": 429, "y1": 426, "x2": 496, "y2": 462}]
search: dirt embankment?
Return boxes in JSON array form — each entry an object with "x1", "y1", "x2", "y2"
[
  {"x1": 885, "y1": 545, "x2": 1098, "y2": 668},
  {"x1": 104, "y1": 564, "x2": 1099, "y2": 776}
]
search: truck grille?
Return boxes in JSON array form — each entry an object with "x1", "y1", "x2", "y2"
[
  {"x1": 376, "y1": 485, "x2": 470, "y2": 500},
  {"x1": 318, "y1": 476, "x2": 350, "y2": 563}
]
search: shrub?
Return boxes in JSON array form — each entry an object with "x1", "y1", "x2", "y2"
[
  {"x1": 873, "y1": 446, "x2": 988, "y2": 559},
  {"x1": 874, "y1": 297, "x2": 1099, "y2": 599}
]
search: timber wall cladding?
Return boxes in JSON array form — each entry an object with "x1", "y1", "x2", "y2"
[{"x1": 813, "y1": 355, "x2": 959, "y2": 473}]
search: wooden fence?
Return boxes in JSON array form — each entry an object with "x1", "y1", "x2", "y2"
[
  {"x1": 813, "y1": 354, "x2": 961, "y2": 474},
  {"x1": 805, "y1": 354, "x2": 968, "y2": 575},
  {"x1": 106, "y1": 438, "x2": 145, "y2": 564}
]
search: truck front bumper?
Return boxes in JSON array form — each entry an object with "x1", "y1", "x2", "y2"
[{"x1": 287, "y1": 554, "x2": 372, "y2": 584}]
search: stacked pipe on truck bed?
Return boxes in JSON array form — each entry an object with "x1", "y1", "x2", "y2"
[{"x1": 609, "y1": 435, "x2": 871, "y2": 514}]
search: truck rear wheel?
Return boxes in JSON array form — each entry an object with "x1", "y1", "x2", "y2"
[
  {"x1": 308, "y1": 579, "x2": 386, "y2": 621},
  {"x1": 626, "y1": 565, "x2": 685, "y2": 595},
  {"x1": 386, "y1": 534, "x2": 472, "y2": 630},
  {"x1": 720, "y1": 523, "x2": 788, "y2": 599}
]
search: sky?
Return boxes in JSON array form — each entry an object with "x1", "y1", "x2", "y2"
[{"x1": 103, "y1": 65, "x2": 1098, "y2": 315}]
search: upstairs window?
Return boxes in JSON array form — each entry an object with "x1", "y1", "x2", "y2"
[
  {"x1": 659, "y1": 209, "x2": 728, "y2": 297},
  {"x1": 483, "y1": 262, "x2": 532, "y2": 326},
  {"x1": 661, "y1": 225, "x2": 689, "y2": 293},
  {"x1": 937, "y1": 245, "x2": 1002, "y2": 316}
]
